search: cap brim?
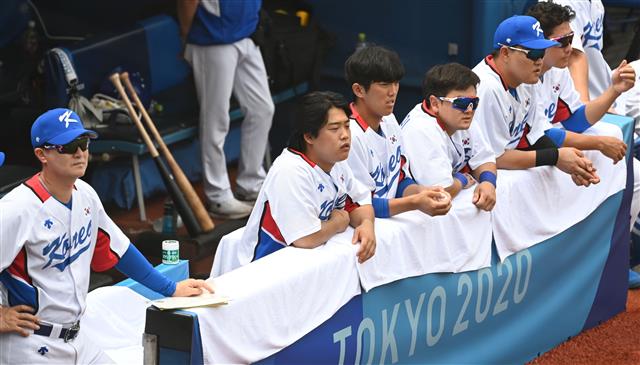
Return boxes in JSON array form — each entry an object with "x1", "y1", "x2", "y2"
[
  {"x1": 0, "y1": 152, "x2": 4, "y2": 167},
  {"x1": 48, "y1": 128, "x2": 99, "y2": 146},
  {"x1": 519, "y1": 38, "x2": 560, "y2": 49}
]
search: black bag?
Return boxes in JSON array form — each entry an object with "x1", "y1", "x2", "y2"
[{"x1": 256, "y1": 0, "x2": 334, "y2": 92}]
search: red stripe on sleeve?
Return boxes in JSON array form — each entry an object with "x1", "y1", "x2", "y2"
[
  {"x1": 91, "y1": 228, "x2": 120, "y2": 272},
  {"x1": 552, "y1": 98, "x2": 572, "y2": 124},
  {"x1": 7, "y1": 248, "x2": 32, "y2": 284},
  {"x1": 261, "y1": 202, "x2": 286, "y2": 243},
  {"x1": 345, "y1": 196, "x2": 360, "y2": 213}
]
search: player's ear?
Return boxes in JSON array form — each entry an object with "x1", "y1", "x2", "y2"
[
  {"x1": 352, "y1": 83, "x2": 366, "y2": 99},
  {"x1": 34, "y1": 148, "x2": 47, "y2": 164},
  {"x1": 303, "y1": 132, "x2": 315, "y2": 146},
  {"x1": 429, "y1": 95, "x2": 440, "y2": 113},
  {"x1": 499, "y1": 46, "x2": 510, "y2": 60}
]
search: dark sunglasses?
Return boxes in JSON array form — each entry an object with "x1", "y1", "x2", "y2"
[
  {"x1": 43, "y1": 137, "x2": 90, "y2": 154},
  {"x1": 438, "y1": 96, "x2": 480, "y2": 111},
  {"x1": 549, "y1": 32, "x2": 574, "y2": 48},
  {"x1": 499, "y1": 43, "x2": 546, "y2": 61}
]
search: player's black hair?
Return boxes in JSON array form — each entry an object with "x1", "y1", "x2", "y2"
[
  {"x1": 288, "y1": 91, "x2": 351, "y2": 153},
  {"x1": 526, "y1": 1, "x2": 576, "y2": 37},
  {"x1": 422, "y1": 63, "x2": 480, "y2": 107},
  {"x1": 344, "y1": 45, "x2": 405, "y2": 91}
]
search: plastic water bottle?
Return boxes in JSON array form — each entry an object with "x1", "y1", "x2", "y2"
[
  {"x1": 355, "y1": 33, "x2": 369, "y2": 51},
  {"x1": 162, "y1": 199, "x2": 177, "y2": 234}
]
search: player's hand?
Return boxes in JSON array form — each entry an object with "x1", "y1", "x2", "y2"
[
  {"x1": 0, "y1": 305, "x2": 39, "y2": 337},
  {"x1": 595, "y1": 136, "x2": 626, "y2": 164},
  {"x1": 173, "y1": 279, "x2": 215, "y2": 297},
  {"x1": 352, "y1": 218, "x2": 376, "y2": 263},
  {"x1": 414, "y1": 186, "x2": 452, "y2": 216},
  {"x1": 329, "y1": 208, "x2": 350, "y2": 234},
  {"x1": 611, "y1": 59, "x2": 636, "y2": 94},
  {"x1": 556, "y1": 147, "x2": 600, "y2": 185},
  {"x1": 472, "y1": 182, "x2": 496, "y2": 211}
]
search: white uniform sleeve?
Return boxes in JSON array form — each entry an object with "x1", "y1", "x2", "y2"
[
  {"x1": 557, "y1": 68, "x2": 584, "y2": 114},
  {"x1": 0, "y1": 196, "x2": 31, "y2": 272},
  {"x1": 343, "y1": 164, "x2": 372, "y2": 207},
  {"x1": 267, "y1": 165, "x2": 322, "y2": 244},
  {"x1": 402, "y1": 120, "x2": 453, "y2": 187},
  {"x1": 526, "y1": 85, "x2": 552, "y2": 145},
  {"x1": 467, "y1": 126, "x2": 496, "y2": 170},
  {"x1": 472, "y1": 86, "x2": 512, "y2": 157},
  {"x1": 346, "y1": 130, "x2": 376, "y2": 192},
  {"x1": 96, "y1": 198, "x2": 131, "y2": 258}
]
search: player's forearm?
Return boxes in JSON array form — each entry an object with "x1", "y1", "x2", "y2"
[
  {"x1": 568, "y1": 50, "x2": 591, "y2": 102},
  {"x1": 444, "y1": 180, "x2": 462, "y2": 199},
  {"x1": 585, "y1": 86, "x2": 620, "y2": 123},
  {"x1": 387, "y1": 195, "x2": 422, "y2": 216},
  {"x1": 292, "y1": 219, "x2": 343, "y2": 249},
  {"x1": 177, "y1": 0, "x2": 199, "y2": 40},
  {"x1": 472, "y1": 162, "x2": 497, "y2": 179},
  {"x1": 562, "y1": 130, "x2": 603, "y2": 151},
  {"x1": 496, "y1": 150, "x2": 537, "y2": 169},
  {"x1": 349, "y1": 204, "x2": 374, "y2": 228}
]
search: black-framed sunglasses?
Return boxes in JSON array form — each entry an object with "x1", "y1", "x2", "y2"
[
  {"x1": 43, "y1": 137, "x2": 91, "y2": 154},
  {"x1": 438, "y1": 96, "x2": 480, "y2": 111},
  {"x1": 549, "y1": 31, "x2": 574, "y2": 48},
  {"x1": 498, "y1": 43, "x2": 546, "y2": 61}
]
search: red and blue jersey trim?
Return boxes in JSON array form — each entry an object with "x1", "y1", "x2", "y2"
[
  {"x1": 252, "y1": 201, "x2": 287, "y2": 261},
  {"x1": 91, "y1": 228, "x2": 121, "y2": 272},
  {"x1": 350, "y1": 103, "x2": 370, "y2": 132},
  {"x1": 23, "y1": 174, "x2": 51, "y2": 203},
  {"x1": 287, "y1": 148, "x2": 316, "y2": 167},
  {"x1": 0, "y1": 248, "x2": 39, "y2": 311}
]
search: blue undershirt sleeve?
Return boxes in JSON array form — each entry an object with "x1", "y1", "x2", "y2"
[
  {"x1": 560, "y1": 105, "x2": 590, "y2": 133},
  {"x1": 115, "y1": 244, "x2": 177, "y2": 297},
  {"x1": 372, "y1": 197, "x2": 391, "y2": 218}
]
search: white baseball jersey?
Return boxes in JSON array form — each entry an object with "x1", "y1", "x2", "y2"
[
  {"x1": 239, "y1": 148, "x2": 371, "y2": 262},
  {"x1": 471, "y1": 55, "x2": 551, "y2": 157},
  {"x1": 400, "y1": 101, "x2": 495, "y2": 187},
  {"x1": 0, "y1": 175, "x2": 130, "y2": 325},
  {"x1": 538, "y1": 67, "x2": 584, "y2": 126},
  {"x1": 347, "y1": 105, "x2": 413, "y2": 199},
  {"x1": 550, "y1": 0, "x2": 611, "y2": 98}
]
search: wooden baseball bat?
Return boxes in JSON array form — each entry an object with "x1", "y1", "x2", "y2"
[
  {"x1": 109, "y1": 73, "x2": 202, "y2": 237},
  {"x1": 120, "y1": 72, "x2": 215, "y2": 232}
]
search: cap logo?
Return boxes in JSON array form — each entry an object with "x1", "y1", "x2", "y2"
[
  {"x1": 506, "y1": 38, "x2": 511, "y2": 43},
  {"x1": 532, "y1": 21, "x2": 543, "y2": 37},
  {"x1": 58, "y1": 110, "x2": 78, "y2": 128}
]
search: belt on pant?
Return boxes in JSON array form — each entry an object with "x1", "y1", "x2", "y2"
[{"x1": 33, "y1": 321, "x2": 80, "y2": 342}]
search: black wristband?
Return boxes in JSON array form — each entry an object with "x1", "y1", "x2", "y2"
[{"x1": 535, "y1": 148, "x2": 559, "y2": 166}]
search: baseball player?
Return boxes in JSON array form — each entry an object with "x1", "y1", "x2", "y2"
[
  {"x1": 0, "y1": 108, "x2": 213, "y2": 364},
  {"x1": 527, "y1": 2, "x2": 636, "y2": 134},
  {"x1": 472, "y1": 15, "x2": 626, "y2": 187},
  {"x1": 401, "y1": 63, "x2": 497, "y2": 211},
  {"x1": 544, "y1": 0, "x2": 609, "y2": 102},
  {"x1": 238, "y1": 91, "x2": 376, "y2": 264},
  {"x1": 344, "y1": 46, "x2": 452, "y2": 219},
  {"x1": 527, "y1": 1, "x2": 640, "y2": 289}
]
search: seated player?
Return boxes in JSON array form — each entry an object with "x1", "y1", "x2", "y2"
[
  {"x1": 527, "y1": 1, "x2": 640, "y2": 290},
  {"x1": 401, "y1": 63, "x2": 497, "y2": 211},
  {"x1": 238, "y1": 91, "x2": 376, "y2": 264},
  {"x1": 0, "y1": 108, "x2": 212, "y2": 364},
  {"x1": 527, "y1": 2, "x2": 635, "y2": 139},
  {"x1": 344, "y1": 46, "x2": 452, "y2": 219},
  {"x1": 471, "y1": 15, "x2": 624, "y2": 187}
]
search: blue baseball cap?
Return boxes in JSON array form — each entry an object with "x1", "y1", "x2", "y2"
[
  {"x1": 31, "y1": 108, "x2": 98, "y2": 148},
  {"x1": 493, "y1": 15, "x2": 559, "y2": 50},
  {"x1": 0, "y1": 152, "x2": 4, "y2": 166}
]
